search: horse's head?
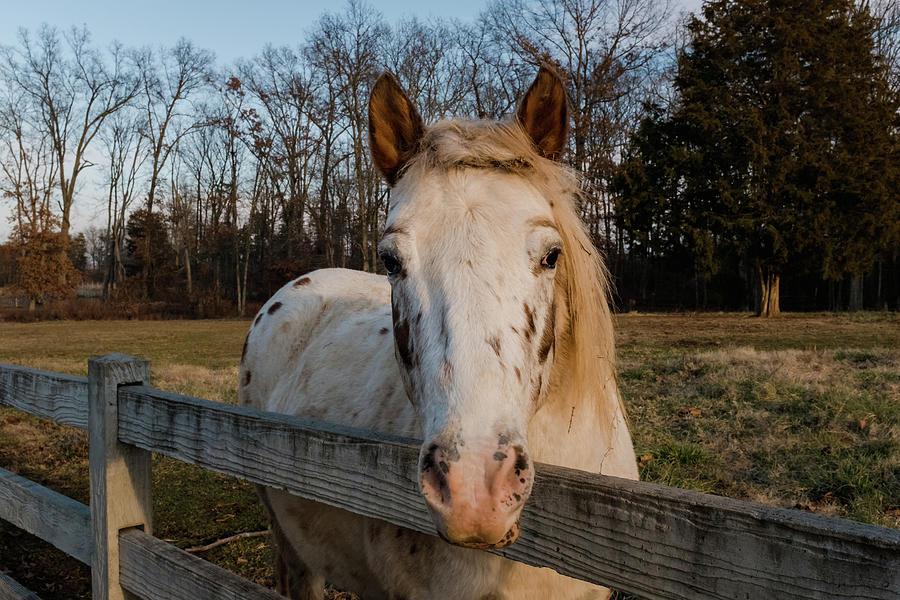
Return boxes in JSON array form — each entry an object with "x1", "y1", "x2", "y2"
[{"x1": 370, "y1": 66, "x2": 577, "y2": 549}]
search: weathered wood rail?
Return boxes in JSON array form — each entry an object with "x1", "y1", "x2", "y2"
[{"x1": 0, "y1": 355, "x2": 898, "y2": 600}]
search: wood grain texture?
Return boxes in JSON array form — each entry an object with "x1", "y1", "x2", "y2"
[
  {"x1": 0, "y1": 571, "x2": 43, "y2": 600},
  {"x1": 89, "y1": 354, "x2": 152, "y2": 600},
  {"x1": 0, "y1": 363, "x2": 88, "y2": 429},
  {"x1": 0, "y1": 467, "x2": 92, "y2": 564},
  {"x1": 117, "y1": 385, "x2": 900, "y2": 600},
  {"x1": 118, "y1": 529, "x2": 284, "y2": 600}
]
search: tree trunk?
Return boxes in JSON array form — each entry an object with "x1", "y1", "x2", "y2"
[
  {"x1": 848, "y1": 274, "x2": 864, "y2": 312},
  {"x1": 184, "y1": 247, "x2": 192, "y2": 297},
  {"x1": 876, "y1": 261, "x2": 883, "y2": 310},
  {"x1": 757, "y1": 263, "x2": 781, "y2": 317}
]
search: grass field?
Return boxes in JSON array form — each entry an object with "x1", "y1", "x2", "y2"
[{"x1": 0, "y1": 312, "x2": 897, "y2": 599}]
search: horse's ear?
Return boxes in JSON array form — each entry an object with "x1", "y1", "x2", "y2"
[
  {"x1": 369, "y1": 73, "x2": 425, "y2": 186},
  {"x1": 517, "y1": 65, "x2": 569, "y2": 161}
]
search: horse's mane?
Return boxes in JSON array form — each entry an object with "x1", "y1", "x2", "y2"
[{"x1": 404, "y1": 119, "x2": 618, "y2": 411}]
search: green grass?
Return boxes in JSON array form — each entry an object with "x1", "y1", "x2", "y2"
[
  {"x1": 621, "y1": 346, "x2": 900, "y2": 528},
  {"x1": 0, "y1": 314, "x2": 898, "y2": 598}
]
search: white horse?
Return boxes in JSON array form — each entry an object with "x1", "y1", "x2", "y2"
[{"x1": 240, "y1": 66, "x2": 638, "y2": 600}]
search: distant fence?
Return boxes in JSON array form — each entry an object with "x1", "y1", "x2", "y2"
[
  {"x1": 77, "y1": 282, "x2": 103, "y2": 299},
  {"x1": 0, "y1": 355, "x2": 898, "y2": 600}
]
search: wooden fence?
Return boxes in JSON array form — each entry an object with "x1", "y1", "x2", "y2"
[{"x1": 0, "y1": 354, "x2": 898, "y2": 600}]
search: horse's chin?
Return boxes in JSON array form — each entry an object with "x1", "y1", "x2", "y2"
[{"x1": 436, "y1": 520, "x2": 521, "y2": 550}]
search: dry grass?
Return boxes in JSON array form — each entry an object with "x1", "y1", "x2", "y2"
[
  {"x1": 621, "y1": 346, "x2": 899, "y2": 527},
  {"x1": 0, "y1": 314, "x2": 897, "y2": 599}
]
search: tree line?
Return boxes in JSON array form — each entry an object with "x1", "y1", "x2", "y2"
[{"x1": 0, "y1": 0, "x2": 897, "y2": 316}]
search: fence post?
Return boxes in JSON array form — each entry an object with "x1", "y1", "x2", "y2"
[{"x1": 89, "y1": 354, "x2": 152, "y2": 600}]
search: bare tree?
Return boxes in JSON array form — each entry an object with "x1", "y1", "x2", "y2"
[
  {"x1": 0, "y1": 25, "x2": 139, "y2": 237},
  {"x1": 307, "y1": 0, "x2": 388, "y2": 272},
  {"x1": 485, "y1": 0, "x2": 673, "y2": 246},
  {"x1": 132, "y1": 38, "x2": 213, "y2": 294},
  {"x1": 100, "y1": 110, "x2": 148, "y2": 297},
  {"x1": 238, "y1": 46, "x2": 320, "y2": 262},
  {"x1": 382, "y1": 19, "x2": 470, "y2": 121},
  {"x1": 869, "y1": 0, "x2": 900, "y2": 91}
]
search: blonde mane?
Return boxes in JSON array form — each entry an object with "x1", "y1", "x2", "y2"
[{"x1": 403, "y1": 119, "x2": 618, "y2": 411}]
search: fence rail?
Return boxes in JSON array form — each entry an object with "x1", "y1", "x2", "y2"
[{"x1": 1, "y1": 356, "x2": 899, "y2": 600}]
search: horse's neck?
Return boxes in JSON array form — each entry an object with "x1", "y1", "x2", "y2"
[{"x1": 527, "y1": 363, "x2": 638, "y2": 479}]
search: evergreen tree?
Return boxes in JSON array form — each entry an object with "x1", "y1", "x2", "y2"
[{"x1": 617, "y1": 0, "x2": 899, "y2": 315}]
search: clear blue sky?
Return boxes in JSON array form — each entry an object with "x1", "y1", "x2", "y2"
[{"x1": 1, "y1": 0, "x2": 491, "y2": 64}]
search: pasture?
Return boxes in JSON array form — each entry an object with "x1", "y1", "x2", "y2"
[{"x1": 0, "y1": 312, "x2": 897, "y2": 599}]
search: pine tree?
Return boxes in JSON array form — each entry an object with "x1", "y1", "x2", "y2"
[{"x1": 617, "y1": 0, "x2": 899, "y2": 315}]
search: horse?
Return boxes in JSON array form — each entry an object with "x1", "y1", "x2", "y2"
[{"x1": 239, "y1": 65, "x2": 638, "y2": 600}]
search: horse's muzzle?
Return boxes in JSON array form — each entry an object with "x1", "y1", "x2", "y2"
[{"x1": 419, "y1": 440, "x2": 533, "y2": 548}]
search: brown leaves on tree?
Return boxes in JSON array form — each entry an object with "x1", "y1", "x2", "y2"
[{"x1": 9, "y1": 206, "x2": 81, "y2": 310}]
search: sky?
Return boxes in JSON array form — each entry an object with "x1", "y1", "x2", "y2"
[
  {"x1": 0, "y1": 0, "x2": 702, "y2": 241},
  {"x1": 1, "y1": 0, "x2": 491, "y2": 65}
]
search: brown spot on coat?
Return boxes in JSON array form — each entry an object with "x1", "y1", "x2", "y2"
[
  {"x1": 537, "y1": 301, "x2": 556, "y2": 364},
  {"x1": 268, "y1": 302, "x2": 283, "y2": 314},
  {"x1": 294, "y1": 277, "x2": 311, "y2": 286},
  {"x1": 241, "y1": 335, "x2": 249, "y2": 362},
  {"x1": 393, "y1": 300, "x2": 414, "y2": 370},
  {"x1": 254, "y1": 314, "x2": 262, "y2": 326},
  {"x1": 243, "y1": 370, "x2": 252, "y2": 386},
  {"x1": 487, "y1": 335, "x2": 501, "y2": 357},
  {"x1": 514, "y1": 366, "x2": 521, "y2": 381},
  {"x1": 531, "y1": 373, "x2": 543, "y2": 405},
  {"x1": 523, "y1": 303, "x2": 535, "y2": 340},
  {"x1": 379, "y1": 327, "x2": 389, "y2": 334}
]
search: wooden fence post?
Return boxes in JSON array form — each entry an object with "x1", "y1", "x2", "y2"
[{"x1": 89, "y1": 354, "x2": 152, "y2": 600}]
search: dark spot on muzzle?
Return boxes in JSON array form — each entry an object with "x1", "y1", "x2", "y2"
[{"x1": 513, "y1": 448, "x2": 529, "y2": 473}]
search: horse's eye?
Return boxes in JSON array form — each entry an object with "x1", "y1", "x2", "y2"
[
  {"x1": 380, "y1": 252, "x2": 403, "y2": 276},
  {"x1": 541, "y1": 248, "x2": 561, "y2": 269}
]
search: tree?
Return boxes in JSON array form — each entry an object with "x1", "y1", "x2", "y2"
[
  {"x1": 100, "y1": 110, "x2": 148, "y2": 298},
  {"x1": 133, "y1": 39, "x2": 213, "y2": 295},
  {"x1": 0, "y1": 26, "x2": 138, "y2": 238},
  {"x1": 617, "y1": 0, "x2": 899, "y2": 316},
  {"x1": 485, "y1": 0, "x2": 673, "y2": 247},
  {"x1": 307, "y1": 1, "x2": 388, "y2": 272},
  {"x1": 125, "y1": 208, "x2": 174, "y2": 297},
  {"x1": 11, "y1": 206, "x2": 80, "y2": 310}
]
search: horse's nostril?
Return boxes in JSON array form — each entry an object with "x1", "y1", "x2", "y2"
[{"x1": 421, "y1": 446, "x2": 452, "y2": 507}]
